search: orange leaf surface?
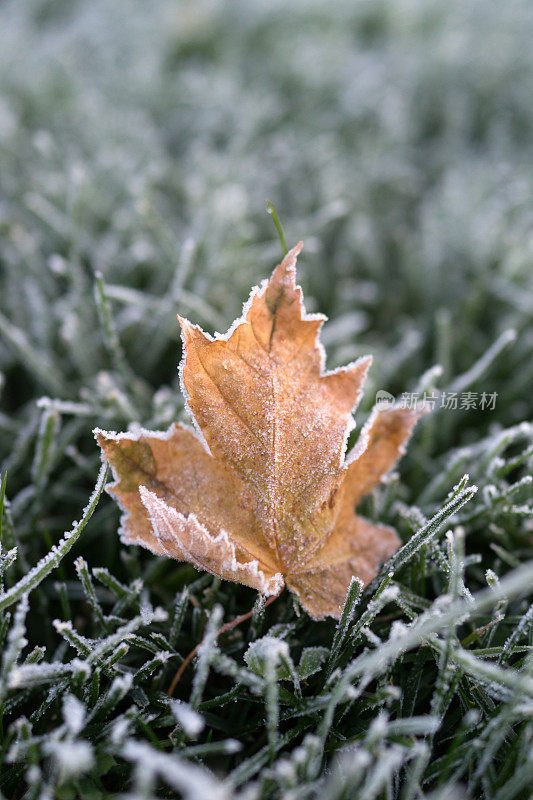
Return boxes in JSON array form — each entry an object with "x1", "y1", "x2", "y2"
[{"x1": 95, "y1": 243, "x2": 427, "y2": 618}]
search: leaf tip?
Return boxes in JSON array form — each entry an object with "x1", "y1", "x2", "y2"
[
  {"x1": 93, "y1": 427, "x2": 108, "y2": 447},
  {"x1": 273, "y1": 240, "x2": 303, "y2": 282}
]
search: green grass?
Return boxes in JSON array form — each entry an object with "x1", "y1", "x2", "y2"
[{"x1": 1, "y1": 1, "x2": 533, "y2": 798}]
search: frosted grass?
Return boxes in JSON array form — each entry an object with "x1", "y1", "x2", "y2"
[{"x1": 0, "y1": 463, "x2": 108, "y2": 612}]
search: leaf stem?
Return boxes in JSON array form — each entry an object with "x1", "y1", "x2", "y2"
[{"x1": 167, "y1": 591, "x2": 281, "y2": 697}]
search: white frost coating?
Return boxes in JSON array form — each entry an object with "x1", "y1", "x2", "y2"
[
  {"x1": 86, "y1": 609, "x2": 167, "y2": 667},
  {"x1": 47, "y1": 740, "x2": 94, "y2": 778},
  {"x1": 25, "y1": 766, "x2": 42, "y2": 786},
  {"x1": 337, "y1": 747, "x2": 372, "y2": 773},
  {"x1": 71, "y1": 658, "x2": 92, "y2": 678},
  {"x1": 9, "y1": 660, "x2": 86, "y2": 688},
  {"x1": 122, "y1": 740, "x2": 231, "y2": 800},
  {"x1": 109, "y1": 673, "x2": 133, "y2": 696},
  {"x1": 62, "y1": 694, "x2": 86, "y2": 735},
  {"x1": 110, "y1": 717, "x2": 131, "y2": 746},
  {"x1": 381, "y1": 586, "x2": 400, "y2": 603},
  {"x1": 368, "y1": 711, "x2": 389, "y2": 738},
  {"x1": 222, "y1": 739, "x2": 242, "y2": 754},
  {"x1": 94, "y1": 422, "x2": 204, "y2": 549},
  {"x1": 331, "y1": 354, "x2": 373, "y2": 468},
  {"x1": 345, "y1": 404, "x2": 382, "y2": 468},
  {"x1": 139, "y1": 486, "x2": 283, "y2": 596},
  {"x1": 362, "y1": 626, "x2": 382, "y2": 647},
  {"x1": 389, "y1": 620, "x2": 409, "y2": 640},
  {"x1": 346, "y1": 401, "x2": 431, "y2": 468},
  {"x1": 93, "y1": 423, "x2": 188, "y2": 444},
  {"x1": 244, "y1": 636, "x2": 290, "y2": 675},
  {"x1": 169, "y1": 700, "x2": 205, "y2": 737},
  {"x1": 345, "y1": 403, "x2": 377, "y2": 468}
]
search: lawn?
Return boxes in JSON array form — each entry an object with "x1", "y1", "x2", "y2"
[{"x1": 0, "y1": 1, "x2": 532, "y2": 798}]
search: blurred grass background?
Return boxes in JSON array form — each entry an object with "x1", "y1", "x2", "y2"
[
  {"x1": 0, "y1": 1, "x2": 532, "y2": 798},
  {"x1": 2, "y1": 0, "x2": 532, "y2": 419}
]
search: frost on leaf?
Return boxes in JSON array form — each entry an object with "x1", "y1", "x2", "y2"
[{"x1": 95, "y1": 243, "x2": 427, "y2": 619}]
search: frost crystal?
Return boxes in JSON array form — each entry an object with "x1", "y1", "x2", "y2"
[
  {"x1": 169, "y1": 700, "x2": 205, "y2": 738},
  {"x1": 62, "y1": 694, "x2": 86, "y2": 736},
  {"x1": 47, "y1": 740, "x2": 95, "y2": 779}
]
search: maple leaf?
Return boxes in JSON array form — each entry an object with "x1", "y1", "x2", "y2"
[{"x1": 95, "y1": 243, "x2": 427, "y2": 619}]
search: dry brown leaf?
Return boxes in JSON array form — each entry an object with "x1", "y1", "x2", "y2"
[{"x1": 95, "y1": 243, "x2": 427, "y2": 619}]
